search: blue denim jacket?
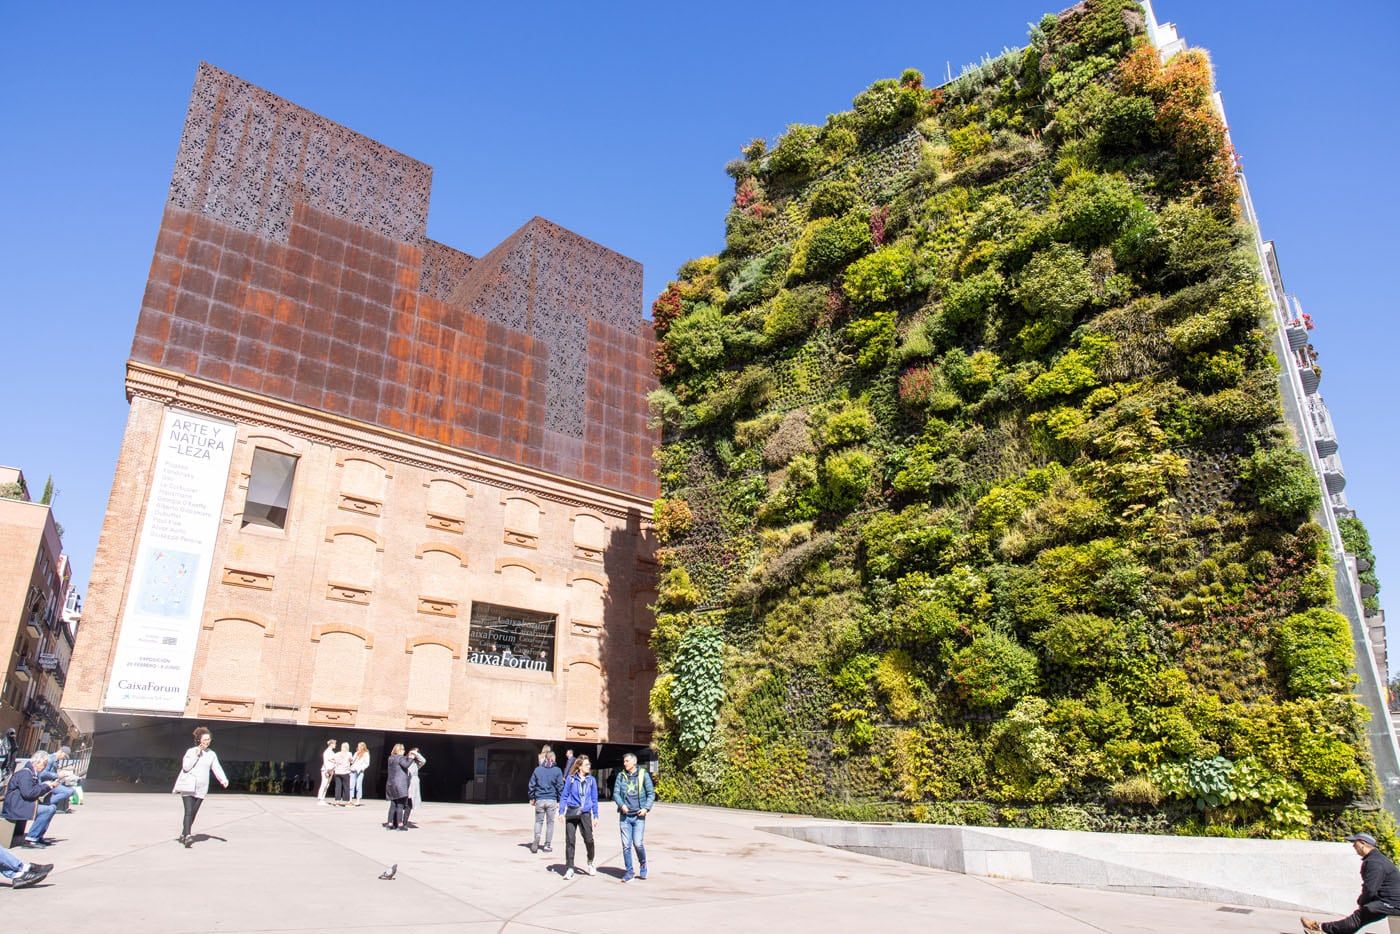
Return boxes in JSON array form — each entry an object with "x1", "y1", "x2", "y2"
[{"x1": 559, "y1": 773, "x2": 598, "y2": 818}]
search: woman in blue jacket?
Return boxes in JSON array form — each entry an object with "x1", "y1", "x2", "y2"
[{"x1": 559, "y1": 755, "x2": 598, "y2": 880}]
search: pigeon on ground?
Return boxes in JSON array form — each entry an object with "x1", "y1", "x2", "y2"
[{"x1": 379, "y1": 864, "x2": 397, "y2": 880}]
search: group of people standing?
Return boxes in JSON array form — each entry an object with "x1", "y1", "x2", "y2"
[
  {"x1": 316, "y1": 739, "x2": 373, "y2": 807},
  {"x1": 528, "y1": 745, "x2": 654, "y2": 882},
  {"x1": 382, "y1": 744, "x2": 427, "y2": 831}
]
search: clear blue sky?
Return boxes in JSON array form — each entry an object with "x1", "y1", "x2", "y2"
[{"x1": 2, "y1": 2, "x2": 1397, "y2": 667}]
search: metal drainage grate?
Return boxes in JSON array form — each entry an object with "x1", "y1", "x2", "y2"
[{"x1": 1216, "y1": 907, "x2": 1253, "y2": 914}]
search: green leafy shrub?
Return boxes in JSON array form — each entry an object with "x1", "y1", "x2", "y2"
[
  {"x1": 764, "y1": 284, "x2": 828, "y2": 342},
  {"x1": 1013, "y1": 243, "x2": 1096, "y2": 352},
  {"x1": 1274, "y1": 609, "x2": 1354, "y2": 698},
  {"x1": 843, "y1": 242, "x2": 918, "y2": 308},
  {"x1": 819, "y1": 447, "x2": 876, "y2": 511},
  {"x1": 788, "y1": 212, "x2": 872, "y2": 280},
  {"x1": 767, "y1": 124, "x2": 823, "y2": 178},
  {"x1": 671, "y1": 625, "x2": 726, "y2": 752},
  {"x1": 664, "y1": 304, "x2": 727, "y2": 372},
  {"x1": 1239, "y1": 446, "x2": 1320, "y2": 521},
  {"x1": 950, "y1": 630, "x2": 1039, "y2": 708},
  {"x1": 808, "y1": 177, "x2": 861, "y2": 219}
]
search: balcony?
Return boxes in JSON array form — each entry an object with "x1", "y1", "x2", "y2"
[
  {"x1": 13, "y1": 659, "x2": 30, "y2": 683},
  {"x1": 23, "y1": 616, "x2": 40, "y2": 639},
  {"x1": 1321, "y1": 454, "x2": 1347, "y2": 495},
  {"x1": 1285, "y1": 323, "x2": 1309, "y2": 351},
  {"x1": 1298, "y1": 363, "x2": 1321, "y2": 394}
]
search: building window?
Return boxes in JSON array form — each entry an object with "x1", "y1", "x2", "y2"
[
  {"x1": 242, "y1": 449, "x2": 298, "y2": 530},
  {"x1": 467, "y1": 602, "x2": 555, "y2": 672}
]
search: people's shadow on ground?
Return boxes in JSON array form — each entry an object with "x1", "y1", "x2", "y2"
[
  {"x1": 188, "y1": 833, "x2": 227, "y2": 845},
  {"x1": 594, "y1": 866, "x2": 626, "y2": 879}
]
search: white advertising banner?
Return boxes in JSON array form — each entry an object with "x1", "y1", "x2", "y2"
[{"x1": 103, "y1": 408, "x2": 236, "y2": 712}]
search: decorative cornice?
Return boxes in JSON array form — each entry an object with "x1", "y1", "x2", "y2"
[{"x1": 126, "y1": 361, "x2": 653, "y2": 520}]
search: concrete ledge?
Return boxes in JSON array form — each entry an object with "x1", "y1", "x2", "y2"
[{"x1": 758, "y1": 821, "x2": 1359, "y2": 914}]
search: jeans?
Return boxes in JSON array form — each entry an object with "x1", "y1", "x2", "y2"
[
  {"x1": 25, "y1": 803, "x2": 55, "y2": 843},
  {"x1": 180, "y1": 795, "x2": 203, "y2": 837},
  {"x1": 334, "y1": 773, "x2": 349, "y2": 803},
  {"x1": 50, "y1": 785, "x2": 74, "y2": 810},
  {"x1": 1321, "y1": 907, "x2": 1391, "y2": 933},
  {"x1": 564, "y1": 812, "x2": 594, "y2": 870},
  {"x1": 0, "y1": 845, "x2": 24, "y2": 879},
  {"x1": 350, "y1": 771, "x2": 365, "y2": 801},
  {"x1": 619, "y1": 813, "x2": 647, "y2": 872},
  {"x1": 533, "y1": 801, "x2": 558, "y2": 846}
]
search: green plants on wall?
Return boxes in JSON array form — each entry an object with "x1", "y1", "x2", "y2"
[{"x1": 647, "y1": 0, "x2": 1388, "y2": 843}]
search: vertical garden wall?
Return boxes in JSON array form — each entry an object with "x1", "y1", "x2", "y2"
[{"x1": 648, "y1": 0, "x2": 1392, "y2": 841}]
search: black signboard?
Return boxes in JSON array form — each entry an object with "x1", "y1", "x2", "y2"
[{"x1": 467, "y1": 602, "x2": 555, "y2": 672}]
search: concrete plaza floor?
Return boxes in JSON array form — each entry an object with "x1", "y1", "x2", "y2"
[{"x1": 19, "y1": 793, "x2": 1316, "y2": 933}]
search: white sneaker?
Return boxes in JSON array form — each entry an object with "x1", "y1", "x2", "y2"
[
  {"x1": 563, "y1": 869, "x2": 575, "y2": 881},
  {"x1": 584, "y1": 860, "x2": 595, "y2": 876}
]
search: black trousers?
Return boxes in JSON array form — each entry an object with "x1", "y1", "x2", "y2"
[
  {"x1": 334, "y1": 773, "x2": 349, "y2": 802},
  {"x1": 564, "y1": 812, "x2": 594, "y2": 869},
  {"x1": 387, "y1": 796, "x2": 410, "y2": 828},
  {"x1": 1322, "y1": 907, "x2": 1390, "y2": 934},
  {"x1": 180, "y1": 795, "x2": 203, "y2": 837}
]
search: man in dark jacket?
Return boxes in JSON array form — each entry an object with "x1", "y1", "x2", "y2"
[
  {"x1": 528, "y1": 752, "x2": 564, "y2": 854},
  {"x1": 2, "y1": 751, "x2": 58, "y2": 848},
  {"x1": 1303, "y1": 833, "x2": 1400, "y2": 933}
]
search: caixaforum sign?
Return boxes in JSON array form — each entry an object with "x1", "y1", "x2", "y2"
[{"x1": 103, "y1": 408, "x2": 235, "y2": 712}]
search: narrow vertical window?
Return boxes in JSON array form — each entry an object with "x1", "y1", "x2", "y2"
[{"x1": 242, "y1": 449, "x2": 297, "y2": 529}]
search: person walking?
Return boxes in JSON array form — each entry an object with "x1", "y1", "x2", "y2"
[
  {"x1": 528, "y1": 750, "x2": 564, "y2": 854},
  {"x1": 1303, "y1": 833, "x2": 1400, "y2": 932},
  {"x1": 316, "y1": 739, "x2": 335, "y2": 805},
  {"x1": 332, "y1": 741, "x2": 352, "y2": 806},
  {"x1": 406, "y1": 747, "x2": 426, "y2": 825},
  {"x1": 559, "y1": 755, "x2": 598, "y2": 881},
  {"x1": 613, "y1": 752, "x2": 655, "y2": 882},
  {"x1": 172, "y1": 726, "x2": 229, "y2": 848},
  {"x1": 384, "y1": 744, "x2": 412, "y2": 831},
  {"x1": 349, "y1": 742, "x2": 370, "y2": 806},
  {"x1": 3, "y1": 751, "x2": 59, "y2": 848}
]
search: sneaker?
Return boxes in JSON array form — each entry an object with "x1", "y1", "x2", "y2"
[
  {"x1": 563, "y1": 868, "x2": 574, "y2": 881},
  {"x1": 542, "y1": 845, "x2": 553, "y2": 853},
  {"x1": 584, "y1": 860, "x2": 595, "y2": 876},
  {"x1": 530, "y1": 841, "x2": 538, "y2": 854},
  {"x1": 621, "y1": 870, "x2": 634, "y2": 883},
  {"x1": 10, "y1": 869, "x2": 47, "y2": 889},
  {"x1": 639, "y1": 865, "x2": 648, "y2": 880},
  {"x1": 19, "y1": 839, "x2": 48, "y2": 849},
  {"x1": 27, "y1": 864, "x2": 53, "y2": 874}
]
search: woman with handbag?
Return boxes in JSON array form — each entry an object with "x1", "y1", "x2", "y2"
[
  {"x1": 383, "y1": 744, "x2": 412, "y2": 831},
  {"x1": 173, "y1": 726, "x2": 228, "y2": 848},
  {"x1": 559, "y1": 755, "x2": 598, "y2": 881}
]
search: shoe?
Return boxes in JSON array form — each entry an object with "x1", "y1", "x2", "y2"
[
  {"x1": 10, "y1": 868, "x2": 46, "y2": 889},
  {"x1": 583, "y1": 860, "x2": 595, "y2": 876},
  {"x1": 542, "y1": 845, "x2": 553, "y2": 853},
  {"x1": 530, "y1": 841, "x2": 538, "y2": 854},
  {"x1": 19, "y1": 840, "x2": 48, "y2": 849},
  {"x1": 563, "y1": 868, "x2": 574, "y2": 881},
  {"x1": 621, "y1": 870, "x2": 634, "y2": 883},
  {"x1": 639, "y1": 865, "x2": 648, "y2": 880},
  {"x1": 27, "y1": 864, "x2": 52, "y2": 874},
  {"x1": 183, "y1": 836, "x2": 192, "y2": 849}
]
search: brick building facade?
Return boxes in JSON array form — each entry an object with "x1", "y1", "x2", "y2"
[{"x1": 64, "y1": 64, "x2": 659, "y2": 801}]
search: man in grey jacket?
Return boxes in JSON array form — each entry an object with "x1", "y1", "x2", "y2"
[{"x1": 528, "y1": 752, "x2": 564, "y2": 854}]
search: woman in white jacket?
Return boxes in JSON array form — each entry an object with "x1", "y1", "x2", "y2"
[
  {"x1": 173, "y1": 726, "x2": 228, "y2": 848},
  {"x1": 406, "y1": 748, "x2": 426, "y2": 822}
]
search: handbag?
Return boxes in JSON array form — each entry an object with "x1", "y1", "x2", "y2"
[{"x1": 173, "y1": 749, "x2": 203, "y2": 794}]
